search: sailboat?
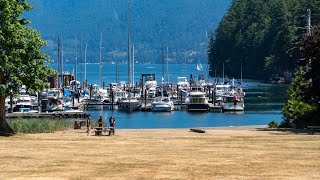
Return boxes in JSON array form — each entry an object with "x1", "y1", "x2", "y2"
[
  {"x1": 196, "y1": 62, "x2": 203, "y2": 71},
  {"x1": 118, "y1": 0, "x2": 141, "y2": 112}
]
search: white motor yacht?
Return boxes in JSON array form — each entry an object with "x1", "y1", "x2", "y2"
[
  {"x1": 118, "y1": 97, "x2": 141, "y2": 112},
  {"x1": 185, "y1": 91, "x2": 209, "y2": 111},
  {"x1": 222, "y1": 95, "x2": 244, "y2": 111},
  {"x1": 152, "y1": 97, "x2": 175, "y2": 112},
  {"x1": 177, "y1": 77, "x2": 190, "y2": 91}
]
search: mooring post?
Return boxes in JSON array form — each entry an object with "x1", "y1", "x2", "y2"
[
  {"x1": 208, "y1": 86, "x2": 211, "y2": 103},
  {"x1": 109, "y1": 84, "x2": 113, "y2": 110},
  {"x1": 134, "y1": 85, "x2": 136, "y2": 97},
  {"x1": 213, "y1": 91, "x2": 216, "y2": 106},
  {"x1": 180, "y1": 89, "x2": 183, "y2": 110},
  {"x1": 89, "y1": 84, "x2": 92, "y2": 100},
  {"x1": 111, "y1": 90, "x2": 114, "y2": 111}
]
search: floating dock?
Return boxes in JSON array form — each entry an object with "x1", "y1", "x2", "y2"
[
  {"x1": 6, "y1": 111, "x2": 88, "y2": 119},
  {"x1": 208, "y1": 104, "x2": 222, "y2": 112}
]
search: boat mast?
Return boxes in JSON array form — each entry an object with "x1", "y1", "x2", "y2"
[
  {"x1": 162, "y1": 44, "x2": 164, "y2": 81},
  {"x1": 184, "y1": 52, "x2": 187, "y2": 77},
  {"x1": 99, "y1": 33, "x2": 102, "y2": 87},
  {"x1": 116, "y1": 63, "x2": 119, "y2": 83},
  {"x1": 84, "y1": 43, "x2": 87, "y2": 83},
  {"x1": 132, "y1": 43, "x2": 135, "y2": 85},
  {"x1": 206, "y1": 31, "x2": 209, "y2": 81},
  {"x1": 128, "y1": 0, "x2": 132, "y2": 86},
  {"x1": 57, "y1": 33, "x2": 61, "y2": 90},
  {"x1": 166, "y1": 46, "x2": 169, "y2": 84},
  {"x1": 240, "y1": 61, "x2": 243, "y2": 86},
  {"x1": 222, "y1": 61, "x2": 224, "y2": 84},
  {"x1": 61, "y1": 43, "x2": 64, "y2": 86},
  {"x1": 74, "y1": 35, "x2": 78, "y2": 91}
]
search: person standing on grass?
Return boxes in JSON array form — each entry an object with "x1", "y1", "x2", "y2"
[
  {"x1": 98, "y1": 116, "x2": 103, "y2": 128},
  {"x1": 109, "y1": 115, "x2": 115, "y2": 128},
  {"x1": 86, "y1": 114, "x2": 91, "y2": 136}
]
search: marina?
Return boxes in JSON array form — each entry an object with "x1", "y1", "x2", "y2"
[{"x1": 5, "y1": 63, "x2": 287, "y2": 129}]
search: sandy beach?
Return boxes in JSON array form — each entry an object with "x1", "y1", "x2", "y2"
[{"x1": 0, "y1": 126, "x2": 319, "y2": 179}]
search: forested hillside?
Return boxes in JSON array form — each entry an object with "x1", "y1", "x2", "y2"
[
  {"x1": 25, "y1": 0, "x2": 231, "y2": 64},
  {"x1": 208, "y1": 0, "x2": 320, "y2": 80}
]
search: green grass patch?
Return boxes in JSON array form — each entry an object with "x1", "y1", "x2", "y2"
[{"x1": 8, "y1": 118, "x2": 74, "y2": 134}]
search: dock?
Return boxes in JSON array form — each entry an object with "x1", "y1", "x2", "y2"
[
  {"x1": 6, "y1": 111, "x2": 88, "y2": 119},
  {"x1": 208, "y1": 104, "x2": 222, "y2": 112}
]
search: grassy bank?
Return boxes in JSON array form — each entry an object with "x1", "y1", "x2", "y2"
[{"x1": 8, "y1": 118, "x2": 74, "y2": 134}]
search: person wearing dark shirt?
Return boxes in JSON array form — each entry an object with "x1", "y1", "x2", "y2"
[
  {"x1": 97, "y1": 116, "x2": 103, "y2": 129},
  {"x1": 109, "y1": 115, "x2": 115, "y2": 128}
]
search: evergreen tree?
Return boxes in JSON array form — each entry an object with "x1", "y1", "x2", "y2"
[{"x1": 282, "y1": 27, "x2": 320, "y2": 128}]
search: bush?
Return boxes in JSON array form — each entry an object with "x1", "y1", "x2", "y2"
[
  {"x1": 8, "y1": 118, "x2": 73, "y2": 134},
  {"x1": 268, "y1": 120, "x2": 279, "y2": 128}
]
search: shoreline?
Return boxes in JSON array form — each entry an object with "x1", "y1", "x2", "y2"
[{"x1": 101, "y1": 125, "x2": 269, "y2": 130}]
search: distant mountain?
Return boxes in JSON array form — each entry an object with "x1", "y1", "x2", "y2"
[{"x1": 25, "y1": 0, "x2": 231, "y2": 64}]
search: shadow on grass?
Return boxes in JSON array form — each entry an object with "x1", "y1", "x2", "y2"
[{"x1": 255, "y1": 127, "x2": 319, "y2": 135}]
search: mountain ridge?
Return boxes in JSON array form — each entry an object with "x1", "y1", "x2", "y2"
[{"x1": 25, "y1": 0, "x2": 231, "y2": 64}]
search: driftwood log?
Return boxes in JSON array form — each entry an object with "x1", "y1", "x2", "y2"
[{"x1": 190, "y1": 129, "x2": 206, "y2": 133}]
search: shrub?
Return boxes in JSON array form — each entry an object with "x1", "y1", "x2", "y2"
[
  {"x1": 8, "y1": 118, "x2": 73, "y2": 134},
  {"x1": 268, "y1": 120, "x2": 279, "y2": 128}
]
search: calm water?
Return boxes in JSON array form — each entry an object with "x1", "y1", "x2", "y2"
[{"x1": 50, "y1": 63, "x2": 288, "y2": 129}]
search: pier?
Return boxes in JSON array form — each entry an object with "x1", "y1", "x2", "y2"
[{"x1": 6, "y1": 111, "x2": 88, "y2": 119}]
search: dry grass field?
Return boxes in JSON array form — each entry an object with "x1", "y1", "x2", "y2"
[{"x1": 0, "y1": 127, "x2": 319, "y2": 179}]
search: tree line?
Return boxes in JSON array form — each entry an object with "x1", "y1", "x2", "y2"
[{"x1": 208, "y1": 0, "x2": 320, "y2": 80}]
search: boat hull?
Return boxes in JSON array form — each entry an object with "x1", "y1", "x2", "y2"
[
  {"x1": 222, "y1": 103, "x2": 244, "y2": 111},
  {"x1": 152, "y1": 103, "x2": 173, "y2": 112},
  {"x1": 118, "y1": 101, "x2": 141, "y2": 112},
  {"x1": 187, "y1": 104, "x2": 209, "y2": 111}
]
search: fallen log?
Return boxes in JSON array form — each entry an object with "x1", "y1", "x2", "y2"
[{"x1": 190, "y1": 129, "x2": 205, "y2": 133}]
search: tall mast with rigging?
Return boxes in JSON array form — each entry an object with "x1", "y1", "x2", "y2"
[
  {"x1": 128, "y1": 0, "x2": 132, "y2": 86},
  {"x1": 84, "y1": 43, "x2": 87, "y2": 83},
  {"x1": 74, "y1": 35, "x2": 78, "y2": 91},
  {"x1": 57, "y1": 33, "x2": 61, "y2": 90},
  {"x1": 206, "y1": 31, "x2": 209, "y2": 81},
  {"x1": 99, "y1": 33, "x2": 102, "y2": 87}
]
